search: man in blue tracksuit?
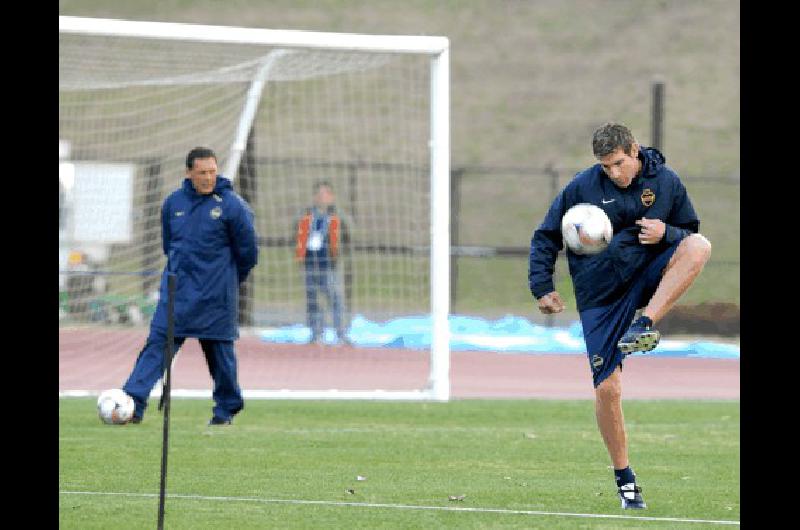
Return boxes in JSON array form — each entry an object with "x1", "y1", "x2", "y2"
[
  {"x1": 528, "y1": 123, "x2": 711, "y2": 509},
  {"x1": 122, "y1": 147, "x2": 259, "y2": 426}
]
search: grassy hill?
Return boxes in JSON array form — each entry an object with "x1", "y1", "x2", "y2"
[
  {"x1": 59, "y1": 0, "x2": 740, "y2": 316},
  {"x1": 58, "y1": 0, "x2": 739, "y2": 174}
]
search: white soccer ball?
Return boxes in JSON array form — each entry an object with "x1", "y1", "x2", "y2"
[
  {"x1": 561, "y1": 203, "x2": 613, "y2": 255},
  {"x1": 97, "y1": 389, "x2": 135, "y2": 425}
]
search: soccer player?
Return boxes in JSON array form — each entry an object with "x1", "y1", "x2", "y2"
[
  {"x1": 528, "y1": 123, "x2": 711, "y2": 509},
  {"x1": 122, "y1": 147, "x2": 259, "y2": 426}
]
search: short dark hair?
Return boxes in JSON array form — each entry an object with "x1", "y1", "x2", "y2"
[
  {"x1": 314, "y1": 181, "x2": 333, "y2": 192},
  {"x1": 591, "y1": 123, "x2": 636, "y2": 158},
  {"x1": 186, "y1": 147, "x2": 217, "y2": 169}
]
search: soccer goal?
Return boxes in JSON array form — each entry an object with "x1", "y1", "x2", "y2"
[{"x1": 59, "y1": 16, "x2": 450, "y2": 401}]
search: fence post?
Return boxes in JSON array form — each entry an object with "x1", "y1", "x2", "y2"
[
  {"x1": 142, "y1": 158, "x2": 162, "y2": 299},
  {"x1": 348, "y1": 162, "x2": 358, "y2": 220},
  {"x1": 544, "y1": 163, "x2": 559, "y2": 328},
  {"x1": 237, "y1": 129, "x2": 257, "y2": 327},
  {"x1": 652, "y1": 78, "x2": 665, "y2": 151},
  {"x1": 450, "y1": 168, "x2": 464, "y2": 313},
  {"x1": 344, "y1": 162, "x2": 357, "y2": 327}
]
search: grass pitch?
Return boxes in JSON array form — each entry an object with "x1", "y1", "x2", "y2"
[{"x1": 59, "y1": 398, "x2": 739, "y2": 529}]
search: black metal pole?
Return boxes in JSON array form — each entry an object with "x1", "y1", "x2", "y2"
[
  {"x1": 157, "y1": 273, "x2": 176, "y2": 530},
  {"x1": 652, "y1": 79, "x2": 665, "y2": 151}
]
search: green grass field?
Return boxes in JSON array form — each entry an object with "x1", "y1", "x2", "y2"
[{"x1": 60, "y1": 398, "x2": 739, "y2": 529}]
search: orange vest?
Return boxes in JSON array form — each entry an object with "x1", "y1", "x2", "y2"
[{"x1": 295, "y1": 211, "x2": 340, "y2": 261}]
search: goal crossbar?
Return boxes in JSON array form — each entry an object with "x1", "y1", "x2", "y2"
[{"x1": 59, "y1": 16, "x2": 449, "y2": 55}]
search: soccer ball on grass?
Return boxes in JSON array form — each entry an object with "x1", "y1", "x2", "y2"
[
  {"x1": 97, "y1": 388, "x2": 135, "y2": 425},
  {"x1": 561, "y1": 203, "x2": 613, "y2": 255}
]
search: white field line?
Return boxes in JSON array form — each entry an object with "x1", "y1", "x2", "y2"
[
  {"x1": 59, "y1": 490, "x2": 740, "y2": 526},
  {"x1": 59, "y1": 389, "x2": 440, "y2": 400}
]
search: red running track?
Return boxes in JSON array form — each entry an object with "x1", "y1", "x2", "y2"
[{"x1": 59, "y1": 329, "x2": 739, "y2": 400}]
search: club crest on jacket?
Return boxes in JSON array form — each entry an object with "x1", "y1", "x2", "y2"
[
  {"x1": 641, "y1": 189, "x2": 655, "y2": 207},
  {"x1": 591, "y1": 354, "x2": 604, "y2": 370}
]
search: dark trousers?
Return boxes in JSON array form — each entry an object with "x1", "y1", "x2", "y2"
[
  {"x1": 304, "y1": 264, "x2": 345, "y2": 340},
  {"x1": 123, "y1": 326, "x2": 244, "y2": 420}
]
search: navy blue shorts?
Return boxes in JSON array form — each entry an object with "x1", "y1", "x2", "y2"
[{"x1": 579, "y1": 240, "x2": 681, "y2": 388}]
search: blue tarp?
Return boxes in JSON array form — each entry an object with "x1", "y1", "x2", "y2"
[{"x1": 258, "y1": 314, "x2": 739, "y2": 359}]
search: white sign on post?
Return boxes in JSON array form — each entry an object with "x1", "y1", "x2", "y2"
[{"x1": 72, "y1": 162, "x2": 134, "y2": 243}]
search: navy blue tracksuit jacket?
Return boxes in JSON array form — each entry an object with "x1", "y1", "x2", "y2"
[
  {"x1": 149, "y1": 176, "x2": 259, "y2": 340},
  {"x1": 528, "y1": 147, "x2": 699, "y2": 312}
]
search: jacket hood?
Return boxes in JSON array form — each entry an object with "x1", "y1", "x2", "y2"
[
  {"x1": 639, "y1": 147, "x2": 666, "y2": 177},
  {"x1": 182, "y1": 175, "x2": 233, "y2": 196}
]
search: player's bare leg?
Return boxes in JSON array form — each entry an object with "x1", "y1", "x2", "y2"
[
  {"x1": 596, "y1": 366, "x2": 646, "y2": 508},
  {"x1": 619, "y1": 233, "x2": 711, "y2": 353},
  {"x1": 595, "y1": 366, "x2": 628, "y2": 469},
  {"x1": 643, "y1": 233, "x2": 712, "y2": 324}
]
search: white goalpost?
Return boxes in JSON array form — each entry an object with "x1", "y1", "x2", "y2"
[{"x1": 59, "y1": 16, "x2": 450, "y2": 401}]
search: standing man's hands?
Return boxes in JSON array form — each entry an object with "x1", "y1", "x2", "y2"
[
  {"x1": 537, "y1": 291, "x2": 565, "y2": 314},
  {"x1": 635, "y1": 218, "x2": 666, "y2": 245}
]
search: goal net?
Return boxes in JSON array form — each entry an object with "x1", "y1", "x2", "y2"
[{"x1": 59, "y1": 16, "x2": 450, "y2": 401}]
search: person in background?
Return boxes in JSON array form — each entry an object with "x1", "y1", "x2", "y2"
[{"x1": 295, "y1": 181, "x2": 351, "y2": 346}]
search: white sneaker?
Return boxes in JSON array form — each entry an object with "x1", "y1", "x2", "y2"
[{"x1": 618, "y1": 482, "x2": 646, "y2": 509}]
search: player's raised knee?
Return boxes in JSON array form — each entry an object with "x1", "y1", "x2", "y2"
[{"x1": 685, "y1": 233, "x2": 712, "y2": 266}]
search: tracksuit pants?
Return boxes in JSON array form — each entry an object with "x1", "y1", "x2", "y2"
[
  {"x1": 123, "y1": 326, "x2": 244, "y2": 421},
  {"x1": 305, "y1": 264, "x2": 346, "y2": 340}
]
